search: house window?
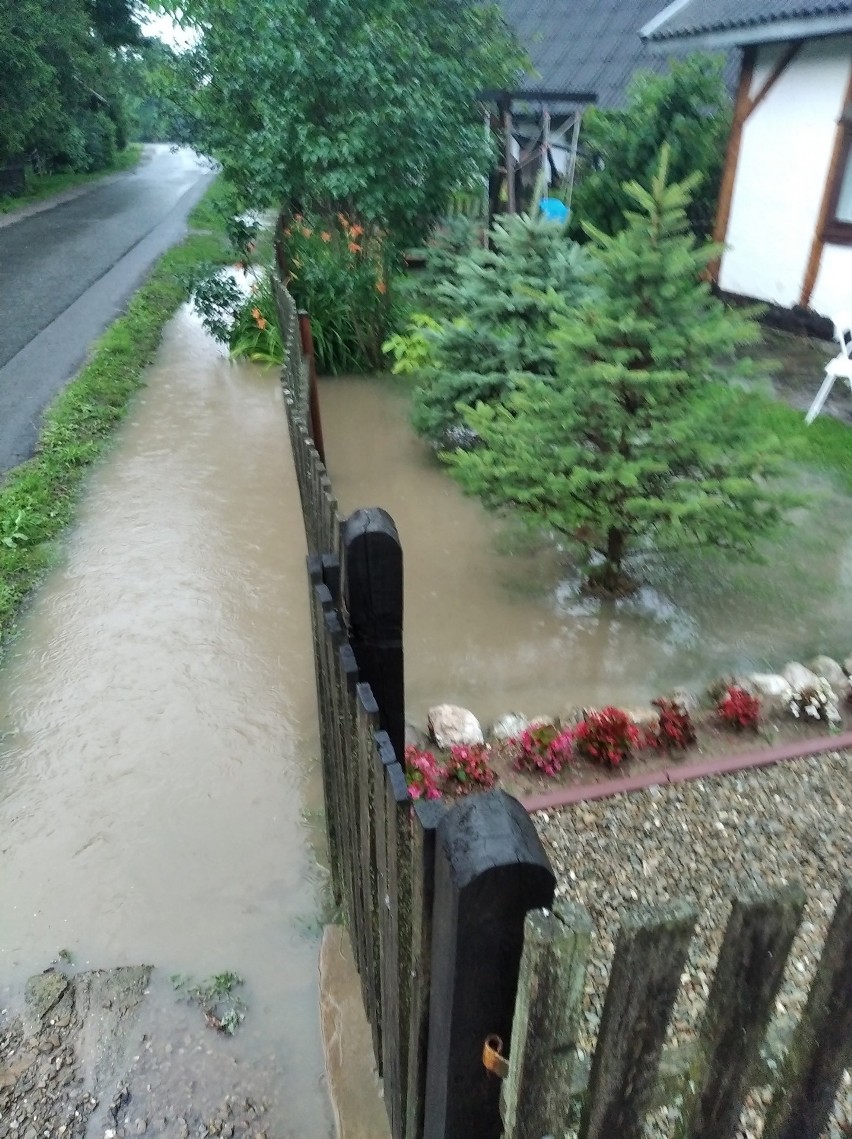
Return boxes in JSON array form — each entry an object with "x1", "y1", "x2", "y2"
[{"x1": 824, "y1": 115, "x2": 852, "y2": 244}]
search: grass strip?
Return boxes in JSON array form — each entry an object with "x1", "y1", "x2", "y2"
[
  {"x1": 744, "y1": 392, "x2": 852, "y2": 492},
  {"x1": 0, "y1": 184, "x2": 231, "y2": 648},
  {"x1": 0, "y1": 144, "x2": 143, "y2": 216}
]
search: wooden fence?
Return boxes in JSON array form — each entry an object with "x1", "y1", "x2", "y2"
[{"x1": 274, "y1": 278, "x2": 852, "y2": 1139}]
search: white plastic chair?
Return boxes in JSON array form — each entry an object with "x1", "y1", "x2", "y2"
[{"x1": 805, "y1": 313, "x2": 852, "y2": 424}]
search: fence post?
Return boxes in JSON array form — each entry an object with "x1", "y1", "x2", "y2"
[
  {"x1": 341, "y1": 508, "x2": 405, "y2": 761},
  {"x1": 422, "y1": 789, "x2": 555, "y2": 1139},
  {"x1": 762, "y1": 880, "x2": 852, "y2": 1139},
  {"x1": 502, "y1": 903, "x2": 593, "y2": 1139}
]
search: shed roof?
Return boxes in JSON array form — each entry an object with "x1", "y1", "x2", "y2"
[
  {"x1": 497, "y1": 0, "x2": 700, "y2": 108},
  {"x1": 643, "y1": 0, "x2": 852, "y2": 48}
]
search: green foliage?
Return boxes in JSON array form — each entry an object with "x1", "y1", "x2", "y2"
[
  {"x1": 117, "y1": 38, "x2": 196, "y2": 144},
  {"x1": 191, "y1": 267, "x2": 284, "y2": 364},
  {"x1": 159, "y1": 0, "x2": 524, "y2": 246},
  {"x1": 446, "y1": 150, "x2": 793, "y2": 594},
  {"x1": 0, "y1": 0, "x2": 141, "y2": 172},
  {"x1": 171, "y1": 970, "x2": 247, "y2": 1035},
  {"x1": 570, "y1": 55, "x2": 731, "y2": 240},
  {"x1": 410, "y1": 214, "x2": 594, "y2": 444},
  {"x1": 283, "y1": 213, "x2": 397, "y2": 373},
  {"x1": 0, "y1": 188, "x2": 231, "y2": 650},
  {"x1": 383, "y1": 314, "x2": 443, "y2": 376}
]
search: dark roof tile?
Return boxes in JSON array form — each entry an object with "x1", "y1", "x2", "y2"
[{"x1": 646, "y1": 0, "x2": 852, "y2": 41}]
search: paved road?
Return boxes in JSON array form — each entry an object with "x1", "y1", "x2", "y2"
[{"x1": 0, "y1": 145, "x2": 216, "y2": 471}]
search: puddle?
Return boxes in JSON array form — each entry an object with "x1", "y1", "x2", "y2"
[
  {"x1": 0, "y1": 308, "x2": 333, "y2": 1136},
  {"x1": 319, "y1": 374, "x2": 852, "y2": 725}
]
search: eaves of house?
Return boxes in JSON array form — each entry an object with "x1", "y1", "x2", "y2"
[{"x1": 642, "y1": 0, "x2": 852, "y2": 49}]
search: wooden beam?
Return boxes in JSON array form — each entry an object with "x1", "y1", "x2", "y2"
[
  {"x1": 745, "y1": 41, "x2": 803, "y2": 118},
  {"x1": 710, "y1": 47, "x2": 756, "y2": 276},
  {"x1": 800, "y1": 62, "x2": 852, "y2": 307}
]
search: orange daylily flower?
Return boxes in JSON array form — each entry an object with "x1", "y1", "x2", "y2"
[
  {"x1": 350, "y1": 224, "x2": 364, "y2": 237},
  {"x1": 300, "y1": 226, "x2": 313, "y2": 238},
  {"x1": 348, "y1": 241, "x2": 362, "y2": 254},
  {"x1": 376, "y1": 279, "x2": 387, "y2": 294},
  {"x1": 252, "y1": 307, "x2": 268, "y2": 331},
  {"x1": 321, "y1": 231, "x2": 332, "y2": 242}
]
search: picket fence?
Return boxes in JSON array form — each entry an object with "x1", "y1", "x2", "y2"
[{"x1": 273, "y1": 273, "x2": 852, "y2": 1139}]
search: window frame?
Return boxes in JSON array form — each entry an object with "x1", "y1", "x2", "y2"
[{"x1": 824, "y1": 112, "x2": 852, "y2": 246}]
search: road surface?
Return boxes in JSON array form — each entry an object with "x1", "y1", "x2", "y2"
[{"x1": 0, "y1": 144, "x2": 215, "y2": 472}]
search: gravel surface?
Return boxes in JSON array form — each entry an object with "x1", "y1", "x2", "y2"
[{"x1": 533, "y1": 748, "x2": 852, "y2": 1139}]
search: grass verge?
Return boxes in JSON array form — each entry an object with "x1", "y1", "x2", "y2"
[
  {"x1": 0, "y1": 183, "x2": 231, "y2": 648},
  {"x1": 747, "y1": 393, "x2": 852, "y2": 492},
  {"x1": 0, "y1": 144, "x2": 143, "y2": 216}
]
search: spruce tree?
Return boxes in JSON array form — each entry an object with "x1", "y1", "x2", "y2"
[{"x1": 447, "y1": 149, "x2": 791, "y2": 594}]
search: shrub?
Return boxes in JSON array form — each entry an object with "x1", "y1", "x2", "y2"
[
  {"x1": 645, "y1": 698, "x2": 697, "y2": 750},
  {"x1": 512, "y1": 724, "x2": 574, "y2": 777},
  {"x1": 716, "y1": 685, "x2": 761, "y2": 731},
  {"x1": 444, "y1": 744, "x2": 496, "y2": 790},
  {"x1": 282, "y1": 213, "x2": 398, "y2": 373},
  {"x1": 190, "y1": 267, "x2": 283, "y2": 363},
  {"x1": 404, "y1": 745, "x2": 443, "y2": 801},
  {"x1": 573, "y1": 707, "x2": 640, "y2": 767}
]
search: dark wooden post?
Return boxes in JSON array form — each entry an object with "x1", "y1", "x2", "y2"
[
  {"x1": 341, "y1": 508, "x2": 405, "y2": 762},
  {"x1": 422, "y1": 789, "x2": 555, "y2": 1139},
  {"x1": 298, "y1": 310, "x2": 326, "y2": 465}
]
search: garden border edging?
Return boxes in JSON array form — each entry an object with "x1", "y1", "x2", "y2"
[{"x1": 520, "y1": 728, "x2": 852, "y2": 812}]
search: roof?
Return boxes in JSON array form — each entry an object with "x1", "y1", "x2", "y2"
[
  {"x1": 497, "y1": 0, "x2": 707, "y2": 108},
  {"x1": 643, "y1": 0, "x2": 852, "y2": 48}
]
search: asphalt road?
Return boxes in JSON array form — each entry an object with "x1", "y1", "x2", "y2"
[{"x1": 0, "y1": 144, "x2": 216, "y2": 472}]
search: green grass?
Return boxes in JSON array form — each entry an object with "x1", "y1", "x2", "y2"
[
  {"x1": 747, "y1": 392, "x2": 852, "y2": 491},
  {"x1": 0, "y1": 144, "x2": 143, "y2": 215},
  {"x1": 0, "y1": 183, "x2": 231, "y2": 649}
]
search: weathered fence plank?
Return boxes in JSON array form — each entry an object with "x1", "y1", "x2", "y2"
[
  {"x1": 308, "y1": 561, "x2": 342, "y2": 905},
  {"x1": 382, "y1": 750, "x2": 412, "y2": 1139},
  {"x1": 579, "y1": 900, "x2": 697, "y2": 1139},
  {"x1": 762, "y1": 881, "x2": 852, "y2": 1139},
  {"x1": 405, "y1": 799, "x2": 446, "y2": 1139},
  {"x1": 342, "y1": 509, "x2": 405, "y2": 761},
  {"x1": 503, "y1": 903, "x2": 593, "y2": 1139},
  {"x1": 356, "y1": 684, "x2": 383, "y2": 1068},
  {"x1": 423, "y1": 789, "x2": 555, "y2": 1139},
  {"x1": 676, "y1": 884, "x2": 804, "y2": 1139}
]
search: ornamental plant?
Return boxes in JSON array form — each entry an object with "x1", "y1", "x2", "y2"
[
  {"x1": 443, "y1": 744, "x2": 497, "y2": 790},
  {"x1": 404, "y1": 745, "x2": 443, "y2": 801},
  {"x1": 716, "y1": 685, "x2": 761, "y2": 731},
  {"x1": 446, "y1": 148, "x2": 793, "y2": 594},
  {"x1": 512, "y1": 724, "x2": 574, "y2": 777},
  {"x1": 282, "y1": 212, "x2": 397, "y2": 373},
  {"x1": 573, "y1": 707, "x2": 640, "y2": 767},
  {"x1": 788, "y1": 680, "x2": 841, "y2": 725},
  {"x1": 645, "y1": 698, "x2": 697, "y2": 751}
]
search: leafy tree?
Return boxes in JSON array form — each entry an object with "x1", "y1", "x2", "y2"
[
  {"x1": 0, "y1": 0, "x2": 142, "y2": 171},
  {"x1": 158, "y1": 0, "x2": 524, "y2": 245},
  {"x1": 570, "y1": 54, "x2": 731, "y2": 240},
  {"x1": 447, "y1": 151, "x2": 790, "y2": 595},
  {"x1": 409, "y1": 214, "x2": 594, "y2": 444}
]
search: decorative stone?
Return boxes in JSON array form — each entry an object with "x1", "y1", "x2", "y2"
[
  {"x1": 782, "y1": 662, "x2": 821, "y2": 692},
  {"x1": 807, "y1": 655, "x2": 848, "y2": 696},
  {"x1": 621, "y1": 706, "x2": 660, "y2": 727},
  {"x1": 528, "y1": 715, "x2": 558, "y2": 731},
  {"x1": 669, "y1": 687, "x2": 699, "y2": 713},
  {"x1": 744, "y1": 673, "x2": 794, "y2": 713},
  {"x1": 427, "y1": 704, "x2": 483, "y2": 750},
  {"x1": 490, "y1": 713, "x2": 529, "y2": 742}
]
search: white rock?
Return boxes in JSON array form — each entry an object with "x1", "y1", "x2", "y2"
[
  {"x1": 807, "y1": 655, "x2": 848, "y2": 696},
  {"x1": 744, "y1": 674, "x2": 794, "y2": 714},
  {"x1": 490, "y1": 713, "x2": 529, "y2": 742},
  {"x1": 669, "y1": 687, "x2": 699, "y2": 712},
  {"x1": 622, "y1": 706, "x2": 659, "y2": 727},
  {"x1": 427, "y1": 704, "x2": 483, "y2": 750},
  {"x1": 781, "y1": 662, "x2": 820, "y2": 692}
]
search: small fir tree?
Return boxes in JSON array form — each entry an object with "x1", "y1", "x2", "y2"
[
  {"x1": 446, "y1": 150, "x2": 791, "y2": 594},
  {"x1": 410, "y1": 214, "x2": 593, "y2": 444}
]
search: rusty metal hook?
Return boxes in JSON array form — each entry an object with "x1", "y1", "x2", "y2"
[{"x1": 482, "y1": 1034, "x2": 509, "y2": 1079}]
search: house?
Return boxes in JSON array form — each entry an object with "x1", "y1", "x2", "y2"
[{"x1": 643, "y1": 0, "x2": 852, "y2": 324}]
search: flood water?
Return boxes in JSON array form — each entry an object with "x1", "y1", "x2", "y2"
[
  {"x1": 0, "y1": 309, "x2": 334, "y2": 1135},
  {"x1": 320, "y1": 374, "x2": 852, "y2": 726}
]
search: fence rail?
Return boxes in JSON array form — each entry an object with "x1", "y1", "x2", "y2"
[{"x1": 274, "y1": 276, "x2": 852, "y2": 1139}]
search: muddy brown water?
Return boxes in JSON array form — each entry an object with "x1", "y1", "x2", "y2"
[
  {"x1": 0, "y1": 309, "x2": 334, "y2": 1135},
  {"x1": 319, "y1": 374, "x2": 852, "y2": 727}
]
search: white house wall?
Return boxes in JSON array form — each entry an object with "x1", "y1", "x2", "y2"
[{"x1": 719, "y1": 37, "x2": 852, "y2": 317}]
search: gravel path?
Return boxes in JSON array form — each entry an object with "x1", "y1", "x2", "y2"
[{"x1": 533, "y1": 748, "x2": 852, "y2": 1138}]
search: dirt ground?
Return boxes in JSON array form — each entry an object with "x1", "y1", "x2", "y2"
[{"x1": 757, "y1": 325, "x2": 852, "y2": 424}]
